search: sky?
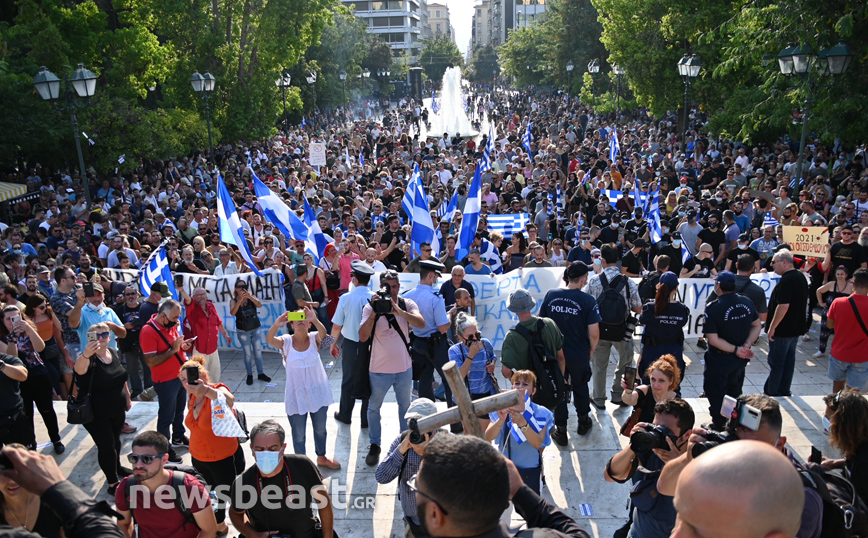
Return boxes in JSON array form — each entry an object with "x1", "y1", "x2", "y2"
[{"x1": 440, "y1": 0, "x2": 473, "y2": 56}]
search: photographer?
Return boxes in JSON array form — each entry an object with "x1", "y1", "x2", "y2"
[
  {"x1": 657, "y1": 394, "x2": 823, "y2": 538},
  {"x1": 603, "y1": 399, "x2": 695, "y2": 538},
  {"x1": 358, "y1": 270, "x2": 425, "y2": 467}
]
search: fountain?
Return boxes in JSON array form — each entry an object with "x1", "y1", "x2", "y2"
[{"x1": 427, "y1": 66, "x2": 478, "y2": 137}]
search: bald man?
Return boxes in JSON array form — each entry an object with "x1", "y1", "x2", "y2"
[{"x1": 672, "y1": 440, "x2": 805, "y2": 538}]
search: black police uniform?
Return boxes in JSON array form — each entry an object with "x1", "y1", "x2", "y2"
[
  {"x1": 638, "y1": 301, "x2": 689, "y2": 384},
  {"x1": 702, "y1": 293, "x2": 758, "y2": 428}
]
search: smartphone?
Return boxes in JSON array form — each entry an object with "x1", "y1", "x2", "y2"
[
  {"x1": 186, "y1": 367, "x2": 199, "y2": 385},
  {"x1": 623, "y1": 366, "x2": 637, "y2": 390},
  {"x1": 810, "y1": 446, "x2": 823, "y2": 464},
  {"x1": 739, "y1": 402, "x2": 762, "y2": 431},
  {"x1": 87, "y1": 331, "x2": 98, "y2": 343},
  {"x1": 721, "y1": 396, "x2": 739, "y2": 420},
  {"x1": 83, "y1": 282, "x2": 95, "y2": 298},
  {"x1": 174, "y1": 274, "x2": 184, "y2": 287},
  {"x1": 287, "y1": 311, "x2": 306, "y2": 322}
]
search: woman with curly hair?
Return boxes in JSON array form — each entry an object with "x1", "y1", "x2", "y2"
[
  {"x1": 620, "y1": 354, "x2": 681, "y2": 429},
  {"x1": 821, "y1": 388, "x2": 868, "y2": 501}
]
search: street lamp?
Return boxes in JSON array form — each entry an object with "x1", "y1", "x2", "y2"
[
  {"x1": 611, "y1": 62, "x2": 625, "y2": 125},
  {"x1": 339, "y1": 70, "x2": 347, "y2": 104},
  {"x1": 586, "y1": 59, "x2": 600, "y2": 108},
  {"x1": 362, "y1": 68, "x2": 371, "y2": 78},
  {"x1": 565, "y1": 60, "x2": 574, "y2": 95},
  {"x1": 676, "y1": 54, "x2": 701, "y2": 149},
  {"x1": 274, "y1": 71, "x2": 291, "y2": 131},
  {"x1": 306, "y1": 71, "x2": 317, "y2": 112},
  {"x1": 33, "y1": 64, "x2": 97, "y2": 206},
  {"x1": 190, "y1": 70, "x2": 216, "y2": 162},
  {"x1": 775, "y1": 41, "x2": 852, "y2": 196}
]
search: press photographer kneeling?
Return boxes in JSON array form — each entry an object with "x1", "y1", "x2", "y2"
[{"x1": 604, "y1": 399, "x2": 695, "y2": 538}]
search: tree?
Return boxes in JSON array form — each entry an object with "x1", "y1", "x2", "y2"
[
  {"x1": 498, "y1": 24, "x2": 549, "y2": 87},
  {"x1": 418, "y1": 36, "x2": 464, "y2": 85},
  {"x1": 543, "y1": 0, "x2": 607, "y2": 94},
  {"x1": 466, "y1": 44, "x2": 499, "y2": 82}
]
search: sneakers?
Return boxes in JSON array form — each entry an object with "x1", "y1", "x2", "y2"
[
  {"x1": 121, "y1": 423, "x2": 137, "y2": 434},
  {"x1": 813, "y1": 351, "x2": 826, "y2": 359},
  {"x1": 246, "y1": 375, "x2": 254, "y2": 385},
  {"x1": 365, "y1": 444, "x2": 381, "y2": 466},
  {"x1": 172, "y1": 435, "x2": 189, "y2": 447},
  {"x1": 577, "y1": 416, "x2": 593, "y2": 436},
  {"x1": 697, "y1": 339, "x2": 708, "y2": 350},
  {"x1": 167, "y1": 450, "x2": 183, "y2": 463},
  {"x1": 258, "y1": 374, "x2": 272, "y2": 382},
  {"x1": 53, "y1": 441, "x2": 65, "y2": 455},
  {"x1": 803, "y1": 334, "x2": 812, "y2": 341},
  {"x1": 551, "y1": 426, "x2": 568, "y2": 447}
]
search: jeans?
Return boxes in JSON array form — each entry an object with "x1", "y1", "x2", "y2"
[
  {"x1": 591, "y1": 339, "x2": 635, "y2": 403},
  {"x1": 367, "y1": 368, "x2": 413, "y2": 446},
  {"x1": 236, "y1": 329, "x2": 264, "y2": 376},
  {"x1": 123, "y1": 349, "x2": 152, "y2": 396},
  {"x1": 338, "y1": 339, "x2": 369, "y2": 422},
  {"x1": 287, "y1": 406, "x2": 329, "y2": 457},
  {"x1": 153, "y1": 378, "x2": 186, "y2": 443},
  {"x1": 21, "y1": 373, "x2": 60, "y2": 446},
  {"x1": 764, "y1": 336, "x2": 799, "y2": 396}
]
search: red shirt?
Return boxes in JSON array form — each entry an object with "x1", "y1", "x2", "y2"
[
  {"x1": 185, "y1": 300, "x2": 222, "y2": 355},
  {"x1": 828, "y1": 294, "x2": 868, "y2": 362},
  {"x1": 115, "y1": 472, "x2": 211, "y2": 538},
  {"x1": 140, "y1": 314, "x2": 187, "y2": 383}
]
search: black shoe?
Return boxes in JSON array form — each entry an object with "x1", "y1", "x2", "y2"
[
  {"x1": 258, "y1": 374, "x2": 272, "y2": 382},
  {"x1": 577, "y1": 417, "x2": 593, "y2": 436},
  {"x1": 107, "y1": 483, "x2": 118, "y2": 496},
  {"x1": 697, "y1": 339, "x2": 708, "y2": 350},
  {"x1": 333, "y1": 412, "x2": 351, "y2": 425},
  {"x1": 365, "y1": 444, "x2": 381, "y2": 466},
  {"x1": 53, "y1": 442, "x2": 65, "y2": 455},
  {"x1": 360, "y1": 421, "x2": 369, "y2": 429},
  {"x1": 246, "y1": 375, "x2": 253, "y2": 385},
  {"x1": 551, "y1": 426, "x2": 568, "y2": 447},
  {"x1": 171, "y1": 435, "x2": 189, "y2": 447},
  {"x1": 168, "y1": 450, "x2": 183, "y2": 463},
  {"x1": 590, "y1": 400, "x2": 606, "y2": 410},
  {"x1": 117, "y1": 466, "x2": 134, "y2": 478}
]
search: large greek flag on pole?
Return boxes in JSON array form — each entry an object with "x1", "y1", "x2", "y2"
[
  {"x1": 456, "y1": 165, "x2": 482, "y2": 262},
  {"x1": 138, "y1": 239, "x2": 177, "y2": 299},
  {"x1": 217, "y1": 174, "x2": 264, "y2": 276},
  {"x1": 487, "y1": 213, "x2": 530, "y2": 239},
  {"x1": 252, "y1": 175, "x2": 309, "y2": 243},
  {"x1": 522, "y1": 123, "x2": 533, "y2": 156},
  {"x1": 410, "y1": 164, "x2": 439, "y2": 257},
  {"x1": 609, "y1": 127, "x2": 620, "y2": 162},
  {"x1": 303, "y1": 195, "x2": 330, "y2": 262},
  {"x1": 648, "y1": 190, "x2": 663, "y2": 243}
]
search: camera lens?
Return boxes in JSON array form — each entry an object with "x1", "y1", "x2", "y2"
[{"x1": 630, "y1": 430, "x2": 657, "y2": 453}]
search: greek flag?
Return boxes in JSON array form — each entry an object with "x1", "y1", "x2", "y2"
[
  {"x1": 138, "y1": 239, "x2": 177, "y2": 300},
  {"x1": 480, "y1": 124, "x2": 496, "y2": 172},
  {"x1": 789, "y1": 176, "x2": 804, "y2": 190},
  {"x1": 763, "y1": 212, "x2": 780, "y2": 227},
  {"x1": 556, "y1": 184, "x2": 564, "y2": 221},
  {"x1": 522, "y1": 123, "x2": 533, "y2": 156},
  {"x1": 487, "y1": 213, "x2": 530, "y2": 239},
  {"x1": 359, "y1": 151, "x2": 364, "y2": 167},
  {"x1": 437, "y1": 190, "x2": 458, "y2": 221},
  {"x1": 580, "y1": 169, "x2": 591, "y2": 186},
  {"x1": 252, "y1": 175, "x2": 309, "y2": 243},
  {"x1": 681, "y1": 241, "x2": 691, "y2": 264},
  {"x1": 303, "y1": 195, "x2": 330, "y2": 262},
  {"x1": 456, "y1": 164, "x2": 482, "y2": 261},
  {"x1": 648, "y1": 190, "x2": 663, "y2": 243},
  {"x1": 488, "y1": 393, "x2": 543, "y2": 444},
  {"x1": 402, "y1": 169, "x2": 419, "y2": 224},
  {"x1": 609, "y1": 127, "x2": 620, "y2": 162},
  {"x1": 480, "y1": 238, "x2": 503, "y2": 274},
  {"x1": 217, "y1": 174, "x2": 264, "y2": 276},
  {"x1": 301, "y1": 117, "x2": 306, "y2": 128},
  {"x1": 410, "y1": 164, "x2": 439, "y2": 257},
  {"x1": 600, "y1": 189, "x2": 655, "y2": 207},
  {"x1": 431, "y1": 92, "x2": 440, "y2": 114}
]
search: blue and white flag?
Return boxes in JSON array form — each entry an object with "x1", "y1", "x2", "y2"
[
  {"x1": 402, "y1": 169, "x2": 419, "y2": 224},
  {"x1": 252, "y1": 175, "x2": 309, "y2": 243},
  {"x1": 359, "y1": 151, "x2": 365, "y2": 167},
  {"x1": 488, "y1": 393, "x2": 543, "y2": 444},
  {"x1": 437, "y1": 190, "x2": 459, "y2": 221},
  {"x1": 648, "y1": 190, "x2": 663, "y2": 243},
  {"x1": 487, "y1": 213, "x2": 530, "y2": 239},
  {"x1": 410, "y1": 164, "x2": 439, "y2": 257},
  {"x1": 600, "y1": 189, "x2": 656, "y2": 208},
  {"x1": 556, "y1": 184, "x2": 564, "y2": 221},
  {"x1": 138, "y1": 239, "x2": 177, "y2": 300},
  {"x1": 480, "y1": 238, "x2": 503, "y2": 274},
  {"x1": 303, "y1": 195, "x2": 330, "y2": 262},
  {"x1": 763, "y1": 212, "x2": 780, "y2": 228},
  {"x1": 522, "y1": 123, "x2": 533, "y2": 156},
  {"x1": 789, "y1": 176, "x2": 804, "y2": 190},
  {"x1": 633, "y1": 178, "x2": 649, "y2": 214},
  {"x1": 681, "y1": 241, "x2": 691, "y2": 264},
  {"x1": 456, "y1": 164, "x2": 482, "y2": 261},
  {"x1": 217, "y1": 174, "x2": 264, "y2": 276},
  {"x1": 301, "y1": 117, "x2": 307, "y2": 128},
  {"x1": 609, "y1": 127, "x2": 620, "y2": 162},
  {"x1": 580, "y1": 169, "x2": 591, "y2": 186},
  {"x1": 431, "y1": 92, "x2": 440, "y2": 114},
  {"x1": 480, "y1": 124, "x2": 496, "y2": 172}
]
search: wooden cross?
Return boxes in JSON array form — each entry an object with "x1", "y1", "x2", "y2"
[{"x1": 415, "y1": 360, "x2": 521, "y2": 438}]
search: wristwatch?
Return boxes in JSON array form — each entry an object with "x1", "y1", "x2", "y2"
[{"x1": 519, "y1": 423, "x2": 529, "y2": 432}]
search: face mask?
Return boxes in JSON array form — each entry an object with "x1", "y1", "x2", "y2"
[
  {"x1": 823, "y1": 416, "x2": 832, "y2": 432},
  {"x1": 673, "y1": 240, "x2": 682, "y2": 247},
  {"x1": 678, "y1": 211, "x2": 686, "y2": 217},
  {"x1": 163, "y1": 318, "x2": 178, "y2": 329},
  {"x1": 593, "y1": 258, "x2": 602, "y2": 265},
  {"x1": 398, "y1": 174, "x2": 405, "y2": 179},
  {"x1": 738, "y1": 243, "x2": 747, "y2": 250},
  {"x1": 611, "y1": 222, "x2": 619, "y2": 228},
  {"x1": 254, "y1": 450, "x2": 281, "y2": 474},
  {"x1": 715, "y1": 197, "x2": 723, "y2": 203},
  {"x1": 581, "y1": 240, "x2": 588, "y2": 246},
  {"x1": 709, "y1": 222, "x2": 718, "y2": 229},
  {"x1": 86, "y1": 303, "x2": 103, "y2": 312},
  {"x1": 662, "y1": 228, "x2": 670, "y2": 234}
]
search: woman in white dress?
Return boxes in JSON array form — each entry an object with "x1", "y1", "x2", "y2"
[{"x1": 266, "y1": 306, "x2": 341, "y2": 470}]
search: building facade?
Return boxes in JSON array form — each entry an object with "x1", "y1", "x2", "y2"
[
  {"x1": 343, "y1": 0, "x2": 429, "y2": 62},
  {"x1": 426, "y1": 2, "x2": 456, "y2": 44}
]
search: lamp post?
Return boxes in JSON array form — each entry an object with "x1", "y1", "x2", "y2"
[
  {"x1": 306, "y1": 71, "x2": 317, "y2": 112},
  {"x1": 339, "y1": 70, "x2": 347, "y2": 104},
  {"x1": 190, "y1": 70, "x2": 216, "y2": 162},
  {"x1": 566, "y1": 60, "x2": 574, "y2": 95},
  {"x1": 676, "y1": 54, "x2": 701, "y2": 150},
  {"x1": 611, "y1": 62, "x2": 625, "y2": 125},
  {"x1": 33, "y1": 64, "x2": 97, "y2": 205},
  {"x1": 586, "y1": 59, "x2": 600, "y2": 108},
  {"x1": 776, "y1": 41, "x2": 852, "y2": 197},
  {"x1": 274, "y1": 72, "x2": 291, "y2": 132}
]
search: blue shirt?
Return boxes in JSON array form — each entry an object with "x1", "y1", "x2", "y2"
[
  {"x1": 464, "y1": 263, "x2": 492, "y2": 276},
  {"x1": 402, "y1": 284, "x2": 448, "y2": 337},
  {"x1": 539, "y1": 288, "x2": 602, "y2": 361},
  {"x1": 490, "y1": 400, "x2": 554, "y2": 469},
  {"x1": 449, "y1": 339, "x2": 497, "y2": 397},
  {"x1": 76, "y1": 304, "x2": 123, "y2": 349},
  {"x1": 332, "y1": 286, "x2": 376, "y2": 342}
]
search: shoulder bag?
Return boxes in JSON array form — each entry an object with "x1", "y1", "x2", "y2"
[{"x1": 67, "y1": 357, "x2": 95, "y2": 425}]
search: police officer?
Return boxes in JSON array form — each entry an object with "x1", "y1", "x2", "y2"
[
  {"x1": 403, "y1": 260, "x2": 454, "y2": 423},
  {"x1": 330, "y1": 260, "x2": 376, "y2": 426},
  {"x1": 539, "y1": 262, "x2": 601, "y2": 443},
  {"x1": 702, "y1": 271, "x2": 762, "y2": 430},
  {"x1": 638, "y1": 272, "x2": 689, "y2": 387}
]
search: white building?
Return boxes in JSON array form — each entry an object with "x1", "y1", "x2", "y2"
[
  {"x1": 343, "y1": 0, "x2": 428, "y2": 62},
  {"x1": 426, "y1": 2, "x2": 455, "y2": 44},
  {"x1": 470, "y1": 0, "x2": 492, "y2": 56}
]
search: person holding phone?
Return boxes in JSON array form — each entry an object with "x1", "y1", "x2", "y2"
[
  {"x1": 267, "y1": 306, "x2": 340, "y2": 470},
  {"x1": 448, "y1": 312, "x2": 498, "y2": 434},
  {"x1": 620, "y1": 355, "x2": 682, "y2": 427},
  {"x1": 230, "y1": 281, "x2": 269, "y2": 386},
  {"x1": 73, "y1": 322, "x2": 132, "y2": 495}
]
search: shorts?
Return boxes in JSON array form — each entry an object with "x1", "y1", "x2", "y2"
[{"x1": 828, "y1": 356, "x2": 868, "y2": 390}]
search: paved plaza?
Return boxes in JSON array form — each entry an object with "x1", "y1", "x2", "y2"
[{"x1": 39, "y1": 315, "x2": 840, "y2": 537}]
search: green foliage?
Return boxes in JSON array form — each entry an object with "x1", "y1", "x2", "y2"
[
  {"x1": 498, "y1": 24, "x2": 549, "y2": 87},
  {"x1": 419, "y1": 36, "x2": 464, "y2": 84},
  {"x1": 465, "y1": 44, "x2": 499, "y2": 82}
]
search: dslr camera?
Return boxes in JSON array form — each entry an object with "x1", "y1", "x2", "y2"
[
  {"x1": 371, "y1": 282, "x2": 393, "y2": 314},
  {"x1": 691, "y1": 396, "x2": 762, "y2": 458},
  {"x1": 630, "y1": 424, "x2": 677, "y2": 454}
]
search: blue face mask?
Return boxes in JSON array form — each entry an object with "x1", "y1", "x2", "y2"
[
  {"x1": 673, "y1": 240, "x2": 682, "y2": 247},
  {"x1": 738, "y1": 243, "x2": 747, "y2": 249},
  {"x1": 254, "y1": 450, "x2": 281, "y2": 474},
  {"x1": 593, "y1": 258, "x2": 602, "y2": 265},
  {"x1": 823, "y1": 416, "x2": 831, "y2": 432}
]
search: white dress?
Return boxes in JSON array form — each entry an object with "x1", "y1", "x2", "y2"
[{"x1": 281, "y1": 334, "x2": 334, "y2": 416}]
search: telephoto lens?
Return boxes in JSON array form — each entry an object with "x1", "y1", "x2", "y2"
[
  {"x1": 629, "y1": 424, "x2": 673, "y2": 454},
  {"x1": 690, "y1": 430, "x2": 736, "y2": 459}
]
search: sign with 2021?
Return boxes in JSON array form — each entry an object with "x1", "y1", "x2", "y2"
[{"x1": 105, "y1": 267, "x2": 789, "y2": 352}]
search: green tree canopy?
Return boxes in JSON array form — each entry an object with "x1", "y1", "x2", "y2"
[{"x1": 419, "y1": 36, "x2": 464, "y2": 85}]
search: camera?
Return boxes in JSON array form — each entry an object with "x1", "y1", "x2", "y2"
[
  {"x1": 690, "y1": 396, "x2": 763, "y2": 458},
  {"x1": 372, "y1": 283, "x2": 393, "y2": 314},
  {"x1": 408, "y1": 418, "x2": 423, "y2": 444},
  {"x1": 690, "y1": 429, "x2": 736, "y2": 458},
  {"x1": 630, "y1": 424, "x2": 676, "y2": 454}
]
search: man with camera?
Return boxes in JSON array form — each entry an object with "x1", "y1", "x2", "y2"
[
  {"x1": 604, "y1": 399, "x2": 695, "y2": 538},
  {"x1": 657, "y1": 394, "x2": 823, "y2": 538},
  {"x1": 359, "y1": 270, "x2": 425, "y2": 467}
]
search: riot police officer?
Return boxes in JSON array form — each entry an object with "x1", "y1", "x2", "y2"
[{"x1": 638, "y1": 272, "x2": 689, "y2": 388}]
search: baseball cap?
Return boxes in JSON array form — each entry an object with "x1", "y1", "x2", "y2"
[
  {"x1": 659, "y1": 271, "x2": 679, "y2": 289},
  {"x1": 151, "y1": 282, "x2": 170, "y2": 295},
  {"x1": 738, "y1": 233, "x2": 750, "y2": 242},
  {"x1": 715, "y1": 271, "x2": 736, "y2": 285},
  {"x1": 405, "y1": 398, "x2": 438, "y2": 421}
]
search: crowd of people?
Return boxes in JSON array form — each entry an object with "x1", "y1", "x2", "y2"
[{"x1": 0, "y1": 83, "x2": 867, "y2": 538}]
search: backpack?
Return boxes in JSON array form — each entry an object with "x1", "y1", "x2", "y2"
[
  {"x1": 124, "y1": 464, "x2": 208, "y2": 531},
  {"x1": 597, "y1": 273, "x2": 630, "y2": 341},
  {"x1": 512, "y1": 318, "x2": 565, "y2": 410},
  {"x1": 796, "y1": 461, "x2": 868, "y2": 538},
  {"x1": 637, "y1": 271, "x2": 661, "y2": 304}
]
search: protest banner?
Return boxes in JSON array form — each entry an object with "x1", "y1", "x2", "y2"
[
  {"x1": 782, "y1": 226, "x2": 830, "y2": 258},
  {"x1": 309, "y1": 142, "x2": 327, "y2": 167}
]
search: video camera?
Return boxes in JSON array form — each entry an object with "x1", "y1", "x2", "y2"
[
  {"x1": 691, "y1": 396, "x2": 762, "y2": 458},
  {"x1": 372, "y1": 282, "x2": 393, "y2": 314},
  {"x1": 630, "y1": 424, "x2": 678, "y2": 454}
]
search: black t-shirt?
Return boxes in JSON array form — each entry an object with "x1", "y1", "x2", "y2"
[
  {"x1": 830, "y1": 242, "x2": 867, "y2": 277},
  {"x1": 621, "y1": 250, "x2": 644, "y2": 275},
  {"x1": 698, "y1": 228, "x2": 726, "y2": 258},
  {"x1": 682, "y1": 257, "x2": 715, "y2": 278},
  {"x1": 766, "y1": 269, "x2": 809, "y2": 337},
  {"x1": 639, "y1": 301, "x2": 689, "y2": 345},
  {"x1": 539, "y1": 288, "x2": 602, "y2": 361},
  {"x1": 623, "y1": 219, "x2": 646, "y2": 241},
  {"x1": 658, "y1": 245, "x2": 685, "y2": 276},
  {"x1": 592, "y1": 213, "x2": 612, "y2": 229},
  {"x1": 380, "y1": 229, "x2": 407, "y2": 267},
  {"x1": 726, "y1": 246, "x2": 760, "y2": 266},
  {"x1": 0, "y1": 354, "x2": 25, "y2": 416},
  {"x1": 598, "y1": 225, "x2": 619, "y2": 245},
  {"x1": 75, "y1": 348, "x2": 128, "y2": 419},
  {"x1": 113, "y1": 303, "x2": 142, "y2": 352},
  {"x1": 229, "y1": 456, "x2": 323, "y2": 537},
  {"x1": 704, "y1": 293, "x2": 758, "y2": 351}
]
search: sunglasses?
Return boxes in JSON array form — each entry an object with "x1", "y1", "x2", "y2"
[
  {"x1": 127, "y1": 453, "x2": 166, "y2": 465},
  {"x1": 406, "y1": 474, "x2": 449, "y2": 515},
  {"x1": 92, "y1": 331, "x2": 110, "y2": 340}
]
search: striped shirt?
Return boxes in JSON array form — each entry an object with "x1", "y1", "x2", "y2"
[{"x1": 448, "y1": 339, "x2": 497, "y2": 397}]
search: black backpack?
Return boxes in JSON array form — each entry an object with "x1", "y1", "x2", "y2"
[
  {"x1": 637, "y1": 271, "x2": 661, "y2": 304},
  {"x1": 512, "y1": 318, "x2": 564, "y2": 410},
  {"x1": 597, "y1": 273, "x2": 630, "y2": 341},
  {"x1": 797, "y1": 461, "x2": 868, "y2": 538},
  {"x1": 124, "y1": 463, "x2": 208, "y2": 531}
]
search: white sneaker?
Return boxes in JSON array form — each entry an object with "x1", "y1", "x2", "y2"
[
  {"x1": 802, "y1": 334, "x2": 812, "y2": 341},
  {"x1": 812, "y1": 352, "x2": 826, "y2": 359}
]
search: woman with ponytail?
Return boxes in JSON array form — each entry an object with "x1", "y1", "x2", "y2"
[{"x1": 637, "y1": 272, "x2": 689, "y2": 387}]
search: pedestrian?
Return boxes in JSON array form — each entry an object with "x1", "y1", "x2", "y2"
[
  {"x1": 825, "y1": 268, "x2": 868, "y2": 392},
  {"x1": 113, "y1": 286, "x2": 152, "y2": 401},
  {"x1": 764, "y1": 249, "x2": 810, "y2": 397},
  {"x1": 23, "y1": 294, "x2": 74, "y2": 400},
  {"x1": 180, "y1": 287, "x2": 232, "y2": 384},
  {"x1": 229, "y1": 280, "x2": 270, "y2": 385},
  {"x1": 449, "y1": 312, "x2": 499, "y2": 433},
  {"x1": 814, "y1": 265, "x2": 853, "y2": 359}
]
